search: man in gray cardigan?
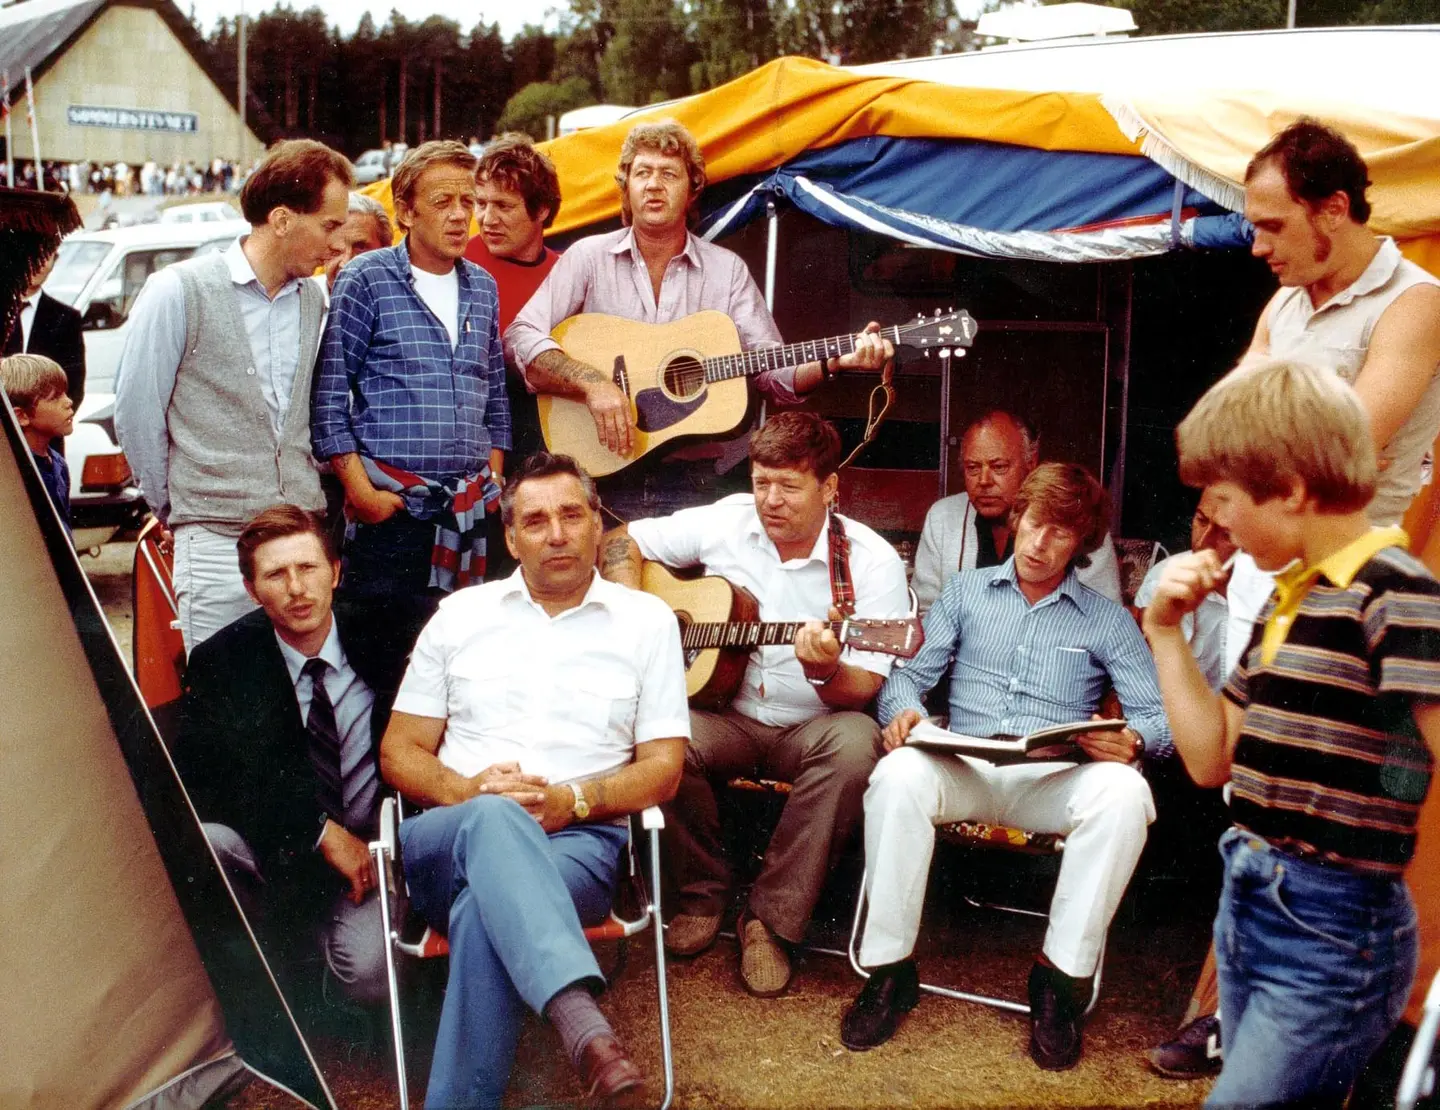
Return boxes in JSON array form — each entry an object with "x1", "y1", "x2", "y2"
[
  {"x1": 116, "y1": 139, "x2": 352, "y2": 653},
  {"x1": 912, "y1": 410, "x2": 1123, "y2": 615}
]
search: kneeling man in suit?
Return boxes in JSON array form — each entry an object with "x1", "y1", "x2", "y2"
[{"x1": 174, "y1": 503, "x2": 410, "y2": 1006}]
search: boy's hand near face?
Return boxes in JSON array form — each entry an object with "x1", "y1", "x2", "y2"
[{"x1": 1142, "y1": 550, "x2": 1231, "y2": 636}]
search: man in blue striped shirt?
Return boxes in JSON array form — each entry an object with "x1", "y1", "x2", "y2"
[
  {"x1": 842, "y1": 463, "x2": 1170, "y2": 1071},
  {"x1": 313, "y1": 141, "x2": 511, "y2": 604}
]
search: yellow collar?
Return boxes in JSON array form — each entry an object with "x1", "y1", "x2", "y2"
[{"x1": 1260, "y1": 527, "x2": 1407, "y2": 665}]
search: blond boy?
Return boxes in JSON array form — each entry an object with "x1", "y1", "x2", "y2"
[
  {"x1": 1144, "y1": 358, "x2": 1440, "y2": 1106},
  {"x1": 2, "y1": 353, "x2": 74, "y2": 533}
]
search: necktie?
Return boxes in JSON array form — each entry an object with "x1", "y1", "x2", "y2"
[{"x1": 303, "y1": 658, "x2": 345, "y2": 825}]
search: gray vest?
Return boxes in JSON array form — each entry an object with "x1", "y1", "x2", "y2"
[{"x1": 166, "y1": 254, "x2": 325, "y2": 533}]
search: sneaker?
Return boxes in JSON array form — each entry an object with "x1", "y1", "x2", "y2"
[
  {"x1": 1027, "y1": 961, "x2": 1088, "y2": 1071},
  {"x1": 1146, "y1": 1014, "x2": 1222, "y2": 1079},
  {"x1": 840, "y1": 959, "x2": 920, "y2": 1051},
  {"x1": 664, "y1": 911, "x2": 722, "y2": 957},
  {"x1": 738, "y1": 912, "x2": 791, "y2": 997}
]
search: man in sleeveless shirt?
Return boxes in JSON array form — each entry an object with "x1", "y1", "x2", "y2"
[
  {"x1": 115, "y1": 139, "x2": 353, "y2": 653},
  {"x1": 599, "y1": 413, "x2": 910, "y2": 997},
  {"x1": 1148, "y1": 117, "x2": 1440, "y2": 1080}
]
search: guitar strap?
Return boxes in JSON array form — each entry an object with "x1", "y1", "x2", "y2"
[{"x1": 827, "y1": 510, "x2": 857, "y2": 618}]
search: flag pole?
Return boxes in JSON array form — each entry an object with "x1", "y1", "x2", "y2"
[
  {"x1": 2, "y1": 70, "x2": 13, "y2": 188},
  {"x1": 25, "y1": 66, "x2": 43, "y2": 190}
]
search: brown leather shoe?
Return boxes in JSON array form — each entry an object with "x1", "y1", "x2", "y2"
[
  {"x1": 578, "y1": 1033, "x2": 645, "y2": 1109},
  {"x1": 739, "y1": 912, "x2": 792, "y2": 997},
  {"x1": 665, "y1": 911, "x2": 722, "y2": 956}
]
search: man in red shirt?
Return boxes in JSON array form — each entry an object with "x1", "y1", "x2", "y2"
[{"x1": 464, "y1": 134, "x2": 563, "y2": 461}]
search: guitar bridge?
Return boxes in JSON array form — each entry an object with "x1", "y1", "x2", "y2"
[{"x1": 613, "y1": 355, "x2": 629, "y2": 397}]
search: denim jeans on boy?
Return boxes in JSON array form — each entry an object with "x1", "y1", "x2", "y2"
[{"x1": 1208, "y1": 826, "x2": 1418, "y2": 1108}]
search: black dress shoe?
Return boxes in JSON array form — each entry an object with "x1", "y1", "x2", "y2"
[
  {"x1": 1027, "y1": 961, "x2": 1088, "y2": 1071},
  {"x1": 841, "y1": 959, "x2": 920, "y2": 1051}
]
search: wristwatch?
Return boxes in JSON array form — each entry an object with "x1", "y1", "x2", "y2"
[
  {"x1": 1129, "y1": 731, "x2": 1145, "y2": 763},
  {"x1": 570, "y1": 783, "x2": 590, "y2": 821},
  {"x1": 806, "y1": 664, "x2": 840, "y2": 688}
]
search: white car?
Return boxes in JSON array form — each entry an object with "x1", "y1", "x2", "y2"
[
  {"x1": 353, "y1": 148, "x2": 390, "y2": 185},
  {"x1": 45, "y1": 220, "x2": 250, "y2": 551},
  {"x1": 158, "y1": 201, "x2": 242, "y2": 224}
]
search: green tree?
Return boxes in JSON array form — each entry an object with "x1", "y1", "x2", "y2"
[
  {"x1": 509, "y1": 24, "x2": 558, "y2": 90},
  {"x1": 1109, "y1": 0, "x2": 1284, "y2": 34},
  {"x1": 599, "y1": 0, "x2": 696, "y2": 104},
  {"x1": 496, "y1": 76, "x2": 597, "y2": 141},
  {"x1": 689, "y1": 0, "x2": 776, "y2": 91}
]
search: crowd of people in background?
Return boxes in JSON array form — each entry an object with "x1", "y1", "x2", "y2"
[{"x1": 0, "y1": 156, "x2": 253, "y2": 200}]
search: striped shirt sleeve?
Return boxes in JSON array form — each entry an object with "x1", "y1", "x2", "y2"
[{"x1": 1365, "y1": 577, "x2": 1440, "y2": 700}]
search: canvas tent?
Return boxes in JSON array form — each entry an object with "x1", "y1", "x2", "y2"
[{"x1": 0, "y1": 190, "x2": 332, "y2": 1109}]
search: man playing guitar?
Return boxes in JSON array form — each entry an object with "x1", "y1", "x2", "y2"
[
  {"x1": 506, "y1": 119, "x2": 891, "y2": 518},
  {"x1": 601, "y1": 412, "x2": 910, "y2": 998}
]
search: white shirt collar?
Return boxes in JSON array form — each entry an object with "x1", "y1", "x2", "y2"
[
  {"x1": 497, "y1": 566, "x2": 616, "y2": 617},
  {"x1": 226, "y1": 236, "x2": 303, "y2": 299},
  {"x1": 275, "y1": 615, "x2": 344, "y2": 687},
  {"x1": 742, "y1": 498, "x2": 831, "y2": 566}
]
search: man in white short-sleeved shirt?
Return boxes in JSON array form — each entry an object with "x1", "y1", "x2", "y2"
[
  {"x1": 603, "y1": 412, "x2": 910, "y2": 997},
  {"x1": 380, "y1": 453, "x2": 689, "y2": 1109}
]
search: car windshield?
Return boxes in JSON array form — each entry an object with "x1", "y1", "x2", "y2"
[{"x1": 45, "y1": 240, "x2": 112, "y2": 305}]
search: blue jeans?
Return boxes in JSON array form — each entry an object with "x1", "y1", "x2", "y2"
[
  {"x1": 1208, "y1": 827, "x2": 1418, "y2": 1108},
  {"x1": 399, "y1": 796, "x2": 628, "y2": 1109}
]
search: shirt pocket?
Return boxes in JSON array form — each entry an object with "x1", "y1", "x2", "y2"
[
  {"x1": 561, "y1": 666, "x2": 639, "y2": 737},
  {"x1": 447, "y1": 660, "x2": 524, "y2": 728}
]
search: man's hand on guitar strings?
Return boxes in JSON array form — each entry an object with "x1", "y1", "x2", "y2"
[
  {"x1": 830, "y1": 321, "x2": 895, "y2": 375},
  {"x1": 796, "y1": 605, "x2": 845, "y2": 680},
  {"x1": 585, "y1": 378, "x2": 636, "y2": 457}
]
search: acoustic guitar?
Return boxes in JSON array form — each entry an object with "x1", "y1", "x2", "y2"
[
  {"x1": 641, "y1": 562, "x2": 924, "y2": 710},
  {"x1": 538, "y1": 308, "x2": 977, "y2": 477}
]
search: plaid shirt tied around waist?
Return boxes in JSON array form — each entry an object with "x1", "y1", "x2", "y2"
[{"x1": 357, "y1": 456, "x2": 501, "y2": 592}]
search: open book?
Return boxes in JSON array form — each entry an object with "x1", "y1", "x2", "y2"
[{"x1": 904, "y1": 718, "x2": 1128, "y2": 763}]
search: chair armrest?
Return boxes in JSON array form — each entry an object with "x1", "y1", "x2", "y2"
[{"x1": 641, "y1": 805, "x2": 664, "y2": 831}]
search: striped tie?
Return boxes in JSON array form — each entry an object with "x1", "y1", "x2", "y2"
[{"x1": 303, "y1": 658, "x2": 344, "y2": 825}]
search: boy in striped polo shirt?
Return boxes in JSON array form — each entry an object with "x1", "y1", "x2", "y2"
[{"x1": 1145, "y1": 358, "x2": 1440, "y2": 1107}]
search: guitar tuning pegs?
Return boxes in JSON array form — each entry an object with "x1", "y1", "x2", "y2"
[{"x1": 923, "y1": 350, "x2": 930, "y2": 358}]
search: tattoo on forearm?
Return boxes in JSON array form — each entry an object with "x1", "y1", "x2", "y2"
[
  {"x1": 588, "y1": 778, "x2": 610, "y2": 812},
  {"x1": 533, "y1": 349, "x2": 608, "y2": 388},
  {"x1": 601, "y1": 537, "x2": 634, "y2": 574}
]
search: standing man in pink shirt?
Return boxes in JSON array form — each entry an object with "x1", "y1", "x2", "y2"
[{"x1": 506, "y1": 119, "x2": 892, "y2": 520}]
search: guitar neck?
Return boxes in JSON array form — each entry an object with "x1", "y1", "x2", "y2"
[
  {"x1": 701, "y1": 327, "x2": 903, "y2": 384},
  {"x1": 680, "y1": 620, "x2": 844, "y2": 651}
]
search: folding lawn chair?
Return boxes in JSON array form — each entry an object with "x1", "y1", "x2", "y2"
[{"x1": 370, "y1": 797, "x2": 675, "y2": 1110}]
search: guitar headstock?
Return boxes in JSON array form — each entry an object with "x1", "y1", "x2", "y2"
[
  {"x1": 895, "y1": 308, "x2": 977, "y2": 354},
  {"x1": 841, "y1": 617, "x2": 925, "y2": 659}
]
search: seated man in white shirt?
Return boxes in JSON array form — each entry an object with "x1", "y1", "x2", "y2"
[
  {"x1": 600, "y1": 412, "x2": 911, "y2": 997},
  {"x1": 912, "y1": 410, "x2": 1122, "y2": 613},
  {"x1": 379, "y1": 453, "x2": 690, "y2": 1109}
]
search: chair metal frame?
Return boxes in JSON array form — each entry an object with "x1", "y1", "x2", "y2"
[
  {"x1": 370, "y1": 797, "x2": 675, "y2": 1110},
  {"x1": 845, "y1": 820, "x2": 1104, "y2": 1016},
  {"x1": 1399, "y1": 968, "x2": 1440, "y2": 1110}
]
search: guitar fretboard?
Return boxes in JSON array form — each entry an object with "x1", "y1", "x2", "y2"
[
  {"x1": 680, "y1": 620, "x2": 845, "y2": 651},
  {"x1": 701, "y1": 327, "x2": 904, "y2": 384}
]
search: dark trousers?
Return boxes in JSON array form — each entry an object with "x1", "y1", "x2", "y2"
[{"x1": 665, "y1": 708, "x2": 883, "y2": 943}]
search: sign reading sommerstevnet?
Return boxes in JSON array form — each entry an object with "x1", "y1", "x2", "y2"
[{"x1": 67, "y1": 105, "x2": 198, "y2": 133}]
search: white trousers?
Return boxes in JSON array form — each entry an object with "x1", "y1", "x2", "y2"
[
  {"x1": 173, "y1": 523, "x2": 256, "y2": 655},
  {"x1": 858, "y1": 746, "x2": 1155, "y2": 978}
]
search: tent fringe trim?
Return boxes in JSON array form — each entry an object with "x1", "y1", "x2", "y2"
[{"x1": 1101, "y1": 97, "x2": 1247, "y2": 213}]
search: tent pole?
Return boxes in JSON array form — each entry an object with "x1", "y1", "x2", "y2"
[
  {"x1": 1103, "y1": 263, "x2": 1133, "y2": 536},
  {"x1": 764, "y1": 198, "x2": 778, "y2": 312}
]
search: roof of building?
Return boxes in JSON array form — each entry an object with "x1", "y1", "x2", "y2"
[{"x1": 0, "y1": 0, "x2": 273, "y2": 145}]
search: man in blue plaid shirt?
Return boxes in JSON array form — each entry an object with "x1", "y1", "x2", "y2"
[{"x1": 314, "y1": 141, "x2": 510, "y2": 605}]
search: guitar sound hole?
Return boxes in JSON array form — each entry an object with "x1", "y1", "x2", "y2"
[{"x1": 662, "y1": 356, "x2": 705, "y2": 400}]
